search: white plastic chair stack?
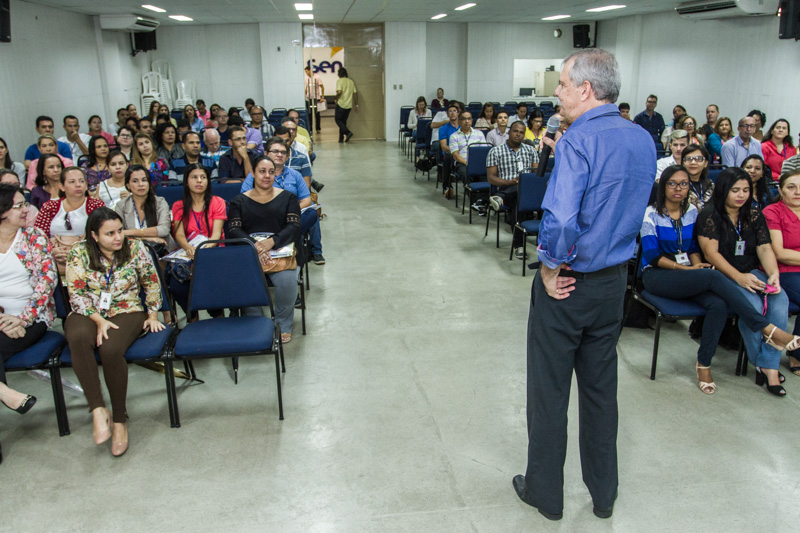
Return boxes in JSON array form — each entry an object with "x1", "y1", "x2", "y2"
[
  {"x1": 140, "y1": 71, "x2": 162, "y2": 117},
  {"x1": 151, "y1": 60, "x2": 175, "y2": 110},
  {"x1": 175, "y1": 80, "x2": 197, "y2": 109}
]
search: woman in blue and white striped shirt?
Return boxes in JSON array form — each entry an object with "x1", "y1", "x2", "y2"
[{"x1": 640, "y1": 165, "x2": 799, "y2": 394}]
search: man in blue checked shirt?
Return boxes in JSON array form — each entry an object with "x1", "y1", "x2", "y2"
[{"x1": 512, "y1": 49, "x2": 656, "y2": 522}]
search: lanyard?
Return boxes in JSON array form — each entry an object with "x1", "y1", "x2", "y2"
[
  {"x1": 103, "y1": 266, "x2": 114, "y2": 290},
  {"x1": 192, "y1": 211, "x2": 205, "y2": 235},
  {"x1": 134, "y1": 203, "x2": 146, "y2": 229},
  {"x1": 670, "y1": 216, "x2": 684, "y2": 252},
  {"x1": 732, "y1": 216, "x2": 743, "y2": 239},
  {"x1": 689, "y1": 180, "x2": 703, "y2": 199}
]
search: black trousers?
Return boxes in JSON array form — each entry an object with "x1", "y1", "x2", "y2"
[
  {"x1": 334, "y1": 105, "x2": 352, "y2": 140},
  {"x1": 0, "y1": 321, "x2": 48, "y2": 383},
  {"x1": 524, "y1": 266, "x2": 625, "y2": 514},
  {"x1": 496, "y1": 185, "x2": 521, "y2": 247},
  {"x1": 305, "y1": 99, "x2": 322, "y2": 132}
]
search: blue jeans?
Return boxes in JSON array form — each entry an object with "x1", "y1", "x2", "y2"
[
  {"x1": 301, "y1": 208, "x2": 322, "y2": 255},
  {"x1": 737, "y1": 270, "x2": 788, "y2": 369},
  {"x1": 779, "y1": 272, "x2": 800, "y2": 359}
]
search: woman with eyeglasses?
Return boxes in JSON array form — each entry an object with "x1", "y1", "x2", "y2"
[
  {"x1": 0, "y1": 171, "x2": 37, "y2": 226},
  {"x1": 641, "y1": 166, "x2": 800, "y2": 394},
  {"x1": 761, "y1": 119, "x2": 796, "y2": 180},
  {"x1": 676, "y1": 115, "x2": 704, "y2": 145},
  {"x1": 741, "y1": 155, "x2": 773, "y2": 210},
  {"x1": 697, "y1": 167, "x2": 795, "y2": 397},
  {"x1": 0, "y1": 183, "x2": 57, "y2": 418},
  {"x1": 681, "y1": 144, "x2": 714, "y2": 210},
  {"x1": 525, "y1": 110, "x2": 546, "y2": 151},
  {"x1": 29, "y1": 154, "x2": 63, "y2": 210},
  {"x1": 131, "y1": 133, "x2": 169, "y2": 187},
  {"x1": 115, "y1": 125, "x2": 135, "y2": 161},
  {"x1": 707, "y1": 117, "x2": 734, "y2": 163},
  {"x1": 25, "y1": 134, "x2": 73, "y2": 190},
  {"x1": 34, "y1": 167, "x2": 104, "y2": 273},
  {"x1": 81, "y1": 136, "x2": 111, "y2": 192}
]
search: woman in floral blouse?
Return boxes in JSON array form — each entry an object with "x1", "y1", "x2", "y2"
[
  {"x1": 0, "y1": 184, "x2": 56, "y2": 415},
  {"x1": 65, "y1": 207, "x2": 164, "y2": 456}
]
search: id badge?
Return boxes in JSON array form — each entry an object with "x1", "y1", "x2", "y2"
[
  {"x1": 735, "y1": 240, "x2": 746, "y2": 256},
  {"x1": 99, "y1": 292, "x2": 112, "y2": 310},
  {"x1": 675, "y1": 252, "x2": 690, "y2": 266}
]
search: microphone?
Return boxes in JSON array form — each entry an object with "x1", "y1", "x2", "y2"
[{"x1": 536, "y1": 115, "x2": 561, "y2": 177}]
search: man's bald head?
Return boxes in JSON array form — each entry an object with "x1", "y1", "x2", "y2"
[{"x1": 204, "y1": 128, "x2": 221, "y2": 151}]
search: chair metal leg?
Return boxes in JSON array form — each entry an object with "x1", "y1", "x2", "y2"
[
  {"x1": 650, "y1": 313, "x2": 663, "y2": 380},
  {"x1": 495, "y1": 211, "x2": 501, "y2": 248},
  {"x1": 485, "y1": 207, "x2": 492, "y2": 237},
  {"x1": 736, "y1": 338, "x2": 748, "y2": 376},
  {"x1": 50, "y1": 364, "x2": 70, "y2": 436},
  {"x1": 305, "y1": 260, "x2": 310, "y2": 291},
  {"x1": 274, "y1": 352, "x2": 284, "y2": 420},
  {"x1": 164, "y1": 357, "x2": 180, "y2": 428},
  {"x1": 522, "y1": 231, "x2": 528, "y2": 276},
  {"x1": 509, "y1": 227, "x2": 517, "y2": 260},
  {"x1": 232, "y1": 357, "x2": 239, "y2": 384},
  {"x1": 299, "y1": 279, "x2": 307, "y2": 336}
]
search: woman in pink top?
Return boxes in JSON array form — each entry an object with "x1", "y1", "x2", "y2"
[
  {"x1": 761, "y1": 119, "x2": 796, "y2": 180},
  {"x1": 763, "y1": 168, "x2": 800, "y2": 375},
  {"x1": 87, "y1": 115, "x2": 117, "y2": 149}
]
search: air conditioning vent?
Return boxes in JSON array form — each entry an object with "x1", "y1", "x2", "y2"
[
  {"x1": 99, "y1": 14, "x2": 160, "y2": 33},
  {"x1": 676, "y1": 0, "x2": 779, "y2": 19}
]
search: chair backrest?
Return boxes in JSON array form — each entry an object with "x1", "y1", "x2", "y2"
[
  {"x1": 151, "y1": 59, "x2": 171, "y2": 80},
  {"x1": 399, "y1": 106, "x2": 413, "y2": 128},
  {"x1": 154, "y1": 184, "x2": 184, "y2": 206},
  {"x1": 517, "y1": 172, "x2": 549, "y2": 215},
  {"x1": 270, "y1": 108, "x2": 287, "y2": 116},
  {"x1": 142, "y1": 71, "x2": 161, "y2": 94},
  {"x1": 188, "y1": 239, "x2": 272, "y2": 311},
  {"x1": 141, "y1": 241, "x2": 175, "y2": 315},
  {"x1": 176, "y1": 80, "x2": 196, "y2": 100},
  {"x1": 707, "y1": 167, "x2": 725, "y2": 183},
  {"x1": 466, "y1": 144, "x2": 492, "y2": 179},
  {"x1": 211, "y1": 182, "x2": 242, "y2": 203},
  {"x1": 415, "y1": 119, "x2": 432, "y2": 142}
]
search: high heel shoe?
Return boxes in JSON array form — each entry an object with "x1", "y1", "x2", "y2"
[
  {"x1": 755, "y1": 368, "x2": 786, "y2": 397},
  {"x1": 111, "y1": 423, "x2": 128, "y2": 457},
  {"x1": 695, "y1": 363, "x2": 716, "y2": 394},
  {"x1": 763, "y1": 326, "x2": 800, "y2": 353},
  {"x1": 2, "y1": 395, "x2": 37, "y2": 415},
  {"x1": 93, "y1": 408, "x2": 111, "y2": 445}
]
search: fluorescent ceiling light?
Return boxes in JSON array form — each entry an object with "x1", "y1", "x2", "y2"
[
  {"x1": 586, "y1": 4, "x2": 626, "y2": 12},
  {"x1": 294, "y1": 3, "x2": 313, "y2": 10},
  {"x1": 141, "y1": 4, "x2": 166, "y2": 13},
  {"x1": 542, "y1": 15, "x2": 571, "y2": 20},
  {"x1": 431, "y1": 13, "x2": 447, "y2": 20},
  {"x1": 455, "y1": 3, "x2": 476, "y2": 10},
  {"x1": 298, "y1": 14, "x2": 314, "y2": 20},
  {"x1": 169, "y1": 15, "x2": 193, "y2": 21}
]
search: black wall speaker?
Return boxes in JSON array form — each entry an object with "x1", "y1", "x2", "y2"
[
  {"x1": 0, "y1": 0, "x2": 10, "y2": 43},
  {"x1": 133, "y1": 30, "x2": 157, "y2": 52},
  {"x1": 779, "y1": 0, "x2": 800, "y2": 40},
  {"x1": 573, "y1": 24, "x2": 590, "y2": 48}
]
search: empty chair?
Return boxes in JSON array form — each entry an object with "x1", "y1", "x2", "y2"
[
  {"x1": 460, "y1": 144, "x2": 493, "y2": 223},
  {"x1": 509, "y1": 173, "x2": 549, "y2": 276}
]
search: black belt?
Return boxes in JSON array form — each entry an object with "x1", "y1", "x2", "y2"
[{"x1": 557, "y1": 263, "x2": 627, "y2": 280}]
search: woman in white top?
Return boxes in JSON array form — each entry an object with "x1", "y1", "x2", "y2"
[
  {"x1": 97, "y1": 151, "x2": 130, "y2": 209},
  {"x1": 0, "y1": 137, "x2": 26, "y2": 186},
  {"x1": 407, "y1": 96, "x2": 432, "y2": 131}
]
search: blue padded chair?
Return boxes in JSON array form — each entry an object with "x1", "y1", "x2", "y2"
[
  {"x1": 270, "y1": 108, "x2": 287, "y2": 116},
  {"x1": 460, "y1": 144, "x2": 493, "y2": 223},
  {"x1": 57, "y1": 243, "x2": 181, "y2": 429},
  {"x1": 211, "y1": 182, "x2": 242, "y2": 204},
  {"x1": 707, "y1": 165, "x2": 726, "y2": 183},
  {"x1": 485, "y1": 184, "x2": 511, "y2": 248},
  {"x1": 399, "y1": 106, "x2": 413, "y2": 149},
  {"x1": 413, "y1": 119, "x2": 433, "y2": 181},
  {"x1": 155, "y1": 184, "x2": 184, "y2": 207},
  {"x1": 508, "y1": 173, "x2": 548, "y2": 276},
  {"x1": 171, "y1": 239, "x2": 285, "y2": 423},
  {"x1": 170, "y1": 109, "x2": 183, "y2": 121}
]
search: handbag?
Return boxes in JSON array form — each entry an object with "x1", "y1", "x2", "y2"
[{"x1": 261, "y1": 248, "x2": 297, "y2": 273}]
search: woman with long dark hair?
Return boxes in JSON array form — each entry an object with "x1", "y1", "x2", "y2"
[
  {"x1": 64, "y1": 207, "x2": 164, "y2": 456},
  {"x1": 749, "y1": 109, "x2": 767, "y2": 141},
  {"x1": 474, "y1": 102, "x2": 496, "y2": 131},
  {"x1": 761, "y1": 119, "x2": 796, "y2": 180},
  {"x1": 147, "y1": 100, "x2": 160, "y2": 123},
  {"x1": 131, "y1": 133, "x2": 169, "y2": 187},
  {"x1": 30, "y1": 154, "x2": 63, "y2": 209},
  {"x1": 153, "y1": 122, "x2": 184, "y2": 164},
  {"x1": 115, "y1": 164, "x2": 173, "y2": 250},
  {"x1": 97, "y1": 151, "x2": 130, "y2": 208},
  {"x1": 681, "y1": 144, "x2": 713, "y2": 210},
  {"x1": 707, "y1": 116, "x2": 734, "y2": 163},
  {"x1": 741, "y1": 154, "x2": 773, "y2": 210},
  {"x1": 698, "y1": 168, "x2": 795, "y2": 396},
  {"x1": 81, "y1": 136, "x2": 111, "y2": 191},
  {"x1": 0, "y1": 137, "x2": 26, "y2": 185},
  {"x1": 525, "y1": 110, "x2": 546, "y2": 151},
  {"x1": 87, "y1": 115, "x2": 116, "y2": 149},
  {"x1": 182, "y1": 104, "x2": 204, "y2": 132}
]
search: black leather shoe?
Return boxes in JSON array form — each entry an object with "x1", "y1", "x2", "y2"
[
  {"x1": 593, "y1": 504, "x2": 613, "y2": 518},
  {"x1": 512, "y1": 475, "x2": 563, "y2": 521},
  {"x1": 3, "y1": 395, "x2": 37, "y2": 415},
  {"x1": 311, "y1": 179, "x2": 324, "y2": 193}
]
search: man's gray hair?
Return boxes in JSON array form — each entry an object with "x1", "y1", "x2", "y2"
[
  {"x1": 203, "y1": 128, "x2": 220, "y2": 141},
  {"x1": 563, "y1": 49, "x2": 621, "y2": 103}
]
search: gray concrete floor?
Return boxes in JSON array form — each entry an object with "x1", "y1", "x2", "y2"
[{"x1": 2, "y1": 141, "x2": 800, "y2": 531}]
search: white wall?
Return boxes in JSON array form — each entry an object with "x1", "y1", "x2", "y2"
[
  {"x1": 385, "y1": 22, "x2": 427, "y2": 140},
  {"x1": 426, "y1": 23, "x2": 467, "y2": 104},
  {"x1": 259, "y1": 23, "x2": 305, "y2": 111}
]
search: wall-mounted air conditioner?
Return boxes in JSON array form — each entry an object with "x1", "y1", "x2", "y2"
[
  {"x1": 676, "y1": 0, "x2": 779, "y2": 19},
  {"x1": 99, "y1": 15, "x2": 159, "y2": 33}
]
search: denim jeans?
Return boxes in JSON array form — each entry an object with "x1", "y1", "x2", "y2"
[
  {"x1": 300, "y1": 208, "x2": 322, "y2": 255},
  {"x1": 736, "y1": 270, "x2": 787, "y2": 369},
  {"x1": 778, "y1": 271, "x2": 800, "y2": 359}
]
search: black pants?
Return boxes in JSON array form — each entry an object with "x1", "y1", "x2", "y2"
[
  {"x1": 334, "y1": 105, "x2": 352, "y2": 140},
  {"x1": 305, "y1": 99, "x2": 322, "y2": 132},
  {"x1": 496, "y1": 185, "x2": 521, "y2": 247},
  {"x1": 525, "y1": 266, "x2": 625, "y2": 514},
  {"x1": 0, "y1": 322, "x2": 48, "y2": 383}
]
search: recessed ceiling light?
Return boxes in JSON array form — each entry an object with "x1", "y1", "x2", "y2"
[
  {"x1": 431, "y1": 13, "x2": 447, "y2": 20},
  {"x1": 455, "y1": 3, "x2": 476, "y2": 10},
  {"x1": 298, "y1": 14, "x2": 314, "y2": 20},
  {"x1": 294, "y1": 3, "x2": 313, "y2": 10},
  {"x1": 586, "y1": 4, "x2": 626, "y2": 12},
  {"x1": 542, "y1": 15, "x2": 571, "y2": 21},
  {"x1": 141, "y1": 4, "x2": 166, "y2": 13},
  {"x1": 169, "y1": 15, "x2": 193, "y2": 21}
]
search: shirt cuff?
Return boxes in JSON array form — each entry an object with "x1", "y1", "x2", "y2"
[{"x1": 536, "y1": 244, "x2": 577, "y2": 270}]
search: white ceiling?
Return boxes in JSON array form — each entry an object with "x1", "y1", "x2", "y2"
[{"x1": 24, "y1": 0, "x2": 686, "y2": 25}]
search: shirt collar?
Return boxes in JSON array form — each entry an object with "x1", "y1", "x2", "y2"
[{"x1": 567, "y1": 103, "x2": 621, "y2": 131}]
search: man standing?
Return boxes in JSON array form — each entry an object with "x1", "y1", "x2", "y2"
[
  {"x1": 512, "y1": 49, "x2": 655, "y2": 521},
  {"x1": 721, "y1": 116, "x2": 762, "y2": 167},
  {"x1": 57, "y1": 115, "x2": 92, "y2": 162},
  {"x1": 24, "y1": 116, "x2": 72, "y2": 168},
  {"x1": 633, "y1": 94, "x2": 665, "y2": 139},
  {"x1": 217, "y1": 126, "x2": 254, "y2": 183},
  {"x1": 700, "y1": 104, "x2": 719, "y2": 139},
  {"x1": 487, "y1": 121, "x2": 538, "y2": 258},
  {"x1": 304, "y1": 65, "x2": 325, "y2": 133},
  {"x1": 335, "y1": 67, "x2": 358, "y2": 143},
  {"x1": 487, "y1": 110, "x2": 511, "y2": 147}
]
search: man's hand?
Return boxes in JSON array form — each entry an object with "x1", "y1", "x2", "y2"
[
  {"x1": 236, "y1": 145, "x2": 248, "y2": 159},
  {"x1": 540, "y1": 264, "x2": 576, "y2": 300},
  {"x1": 67, "y1": 130, "x2": 80, "y2": 143}
]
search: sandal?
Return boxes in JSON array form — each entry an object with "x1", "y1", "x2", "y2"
[
  {"x1": 763, "y1": 326, "x2": 800, "y2": 352},
  {"x1": 695, "y1": 363, "x2": 717, "y2": 395},
  {"x1": 280, "y1": 332, "x2": 292, "y2": 344}
]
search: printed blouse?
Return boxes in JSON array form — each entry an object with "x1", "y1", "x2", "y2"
[{"x1": 8, "y1": 227, "x2": 56, "y2": 327}]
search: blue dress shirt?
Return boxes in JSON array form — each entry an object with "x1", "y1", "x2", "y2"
[
  {"x1": 537, "y1": 103, "x2": 656, "y2": 272},
  {"x1": 633, "y1": 110, "x2": 665, "y2": 138},
  {"x1": 240, "y1": 166, "x2": 310, "y2": 201}
]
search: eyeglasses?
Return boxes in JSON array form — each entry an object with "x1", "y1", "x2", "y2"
[
  {"x1": 683, "y1": 122, "x2": 695, "y2": 127},
  {"x1": 10, "y1": 201, "x2": 30, "y2": 210},
  {"x1": 118, "y1": 134, "x2": 132, "y2": 139},
  {"x1": 683, "y1": 156, "x2": 706, "y2": 163},
  {"x1": 742, "y1": 124, "x2": 756, "y2": 129},
  {"x1": 268, "y1": 149, "x2": 288, "y2": 156},
  {"x1": 666, "y1": 181, "x2": 690, "y2": 189},
  {"x1": 64, "y1": 212, "x2": 72, "y2": 231}
]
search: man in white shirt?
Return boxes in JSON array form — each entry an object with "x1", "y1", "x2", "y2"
[
  {"x1": 107, "y1": 108, "x2": 128, "y2": 135},
  {"x1": 655, "y1": 129, "x2": 688, "y2": 182},
  {"x1": 304, "y1": 65, "x2": 325, "y2": 133},
  {"x1": 450, "y1": 111, "x2": 487, "y2": 185},
  {"x1": 487, "y1": 110, "x2": 511, "y2": 147},
  {"x1": 57, "y1": 115, "x2": 92, "y2": 163},
  {"x1": 508, "y1": 102, "x2": 529, "y2": 126}
]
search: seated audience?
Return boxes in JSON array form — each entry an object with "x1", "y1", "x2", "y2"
[
  {"x1": 641, "y1": 166, "x2": 799, "y2": 394},
  {"x1": 115, "y1": 126, "x2": 135, "y2": 161},
  {"x1": 660, "y1": 105, "x2": 687, "y2": 148},
  {"x1": 87, "y1": 115, "x2": 116, "y2": 149},
  {"x1": 81, "y1": 136, "x2": 111, "y2": 191},
  {"x1": 218, "y1": 126, "x2": 255, "y2": 183},
  {"x1": 24, "y1": 115, "x2": 72, "y2": 169},
  {"x1": 169, "y1": 164, "x2": 226, "y2": 319},
  {"x1": 749, "y1": 109, "x2": 766, "y2": 141},
  {"x1": 438, "y1": 103, "x2": 461, "y2": 198},
  {"x1": 430, "y1": 88, "x2": 449, "y2": 111},
  {"x1": 131, "y1": 133, "x2": 169, "y2": 187},
  {"x1": 206, "y1": 103, "x2": 221, "y2": 129},
  {"x1": 486, "y1": 121, "x2": 538, "y2": 259},
  {"x1": 154, "y1": 122, "x2": 184, "y2": 164},
  {"x1": 97, "y1": 151, "x2": 129, "y2": 208},
  {"x1": 30, "y1": 154, "x2": 63, "y2": 209},
  {"x1": 697, "y1": 167, "x2": 790, "y2": 397},
  {"x1": 655, "y1": 129, "x2": 688, "y2": 182},
  {"x1": 449, "y1": 111, "x2": 486, "y2": 186},
  {"x1": 408, "y1": 97, "x2": 432, "y2": 132},
  {"x1": 248, "y1": 105, "x2": 275, "y2": 145},
  {"x1": 286, "y1": 109, "x2": 312, "y2": 146},
  {"x1": 524, "y1": 110, "x2": 545, "y2": 151},
  {"x1": 763, "y1": 169, "x2": 800, "y2": 376},
  {"x1": 26, "y1": 134, "x2": 73, "y2": 189},
  {"x1": 176, "y1": 119, "x2": 191, "y2": 140},
  {"x1": 474, "y1": 102, "x2": 496, "y2": 131},
  {"x1": 429, "y1": 102, "x2": 451, "y2": 149},
  {"x1": 195, "y1": 99, "x2": 211, "y2": 125},
  {"x1": 57, "y1": 115, "x2": 92, "y2": 163},
  {"x1": 275, "y1": 123, "x2": 317, "y2": 191},
  {"x1": 182, "y1": 104, "x2": 204, "y2": 132},
  {"x1": 126, "y1": 104, "x2": 139, "y2": 120},
  {"x1": 157, "y1": 104, "x2": 177, "y2": 127},
  {"x1": 783, "y1": 153, "x2": 800, "y2": 176},
  {"x1": 741, "y1": 155, "x2": 773, "y2": 210},
  {"x1": 700, "y1": 104, "x2": 720, "y2": 140},
  {"x1": 487, "y1": 110, "x2": 511, "y2": 147},
  {"x1": 618, "y1": 102, "x2": 631, "y2": 121},
  {"x1": 124, "y1": 116, "x2": 139, "y2": 134},
  {"x1": 115, "y1": 164, "x2": 173, "y2": 251},
  {"x1": 146, "y1": 101, "x2": 160, "y2": 123},
  {"x1": 155, "y1": 113, "x2": 171, "y2": 126},
  {"x1": 707, "y1": 116, "x2": 734, "y2": 163},
  {"x1": 722, "y1": 116, "x2": 763, "y2": 168},
  {"x1": 201, "y1": 129, "x2": 228, "y2": 167},
  {"x1": 229, "y1": 115, "x2": 264, "y2": 155},
  {"x1": 229, "y1": 155, "x2": 301, "y2": 343},
  {"x1": 138, "y1": 117, "x2": 154, "y2": 138},
  {"x1": 0, "y1": 137, "x2": 26, "y2": 185},
  {"x1": 65, "y1": 207, "x2": 164, "y2": 456},
  {"x1": 761, "y1": 119, "x2": 796, "y2": 180},
  {"x1": 107, "y1": 108, "x2": 128, "y2": 136},
  {"x1": 280, "y1": 116, "x2": 312, "y2": 155},
  {"x1": 676, "y1": 115, "x2": 704, "y2": 145},
  {"x1": 0, "y1": 183, "x2": 56, "y2": 415},
  {"x1": 239, "y1": 99, "x2": 254, "y2": 122},
  {"x1": 508, "y1": 102, "x2": 529, "y2": 126},
  {"x1": 215, "y1": 109, "x2": 230, "y2": 145},
  {"x1": 682, "y1": 144, "x2": 714, "y2": 210},
  {"x1": 0, "y1": 171, "x2": 37, "y2": 226},
  {"x1": 633, "y1": 94, "x2": 665, "y2": 139},
  {"x1": 34, "y1": 167, "x2": 104, "y2": 273},
  {"x1": 170, "y1": 131, "x2": 216, "y2": 180}
]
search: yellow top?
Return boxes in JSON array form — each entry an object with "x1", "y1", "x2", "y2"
[{"x1": 336, "y1": 78, "x2": 357, "y2": 109}]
